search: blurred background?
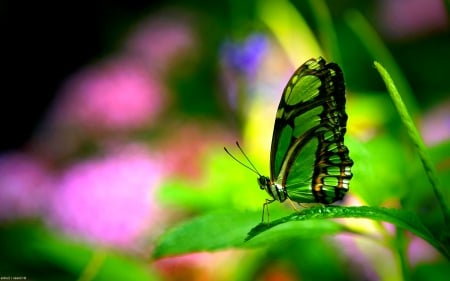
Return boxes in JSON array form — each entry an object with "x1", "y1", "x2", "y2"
[{"x1": 1, "y1": 0, "x2": 449, "y2": 280}]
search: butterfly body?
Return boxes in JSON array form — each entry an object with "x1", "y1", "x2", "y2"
[
  {"x1": 257, "y1": 175, "x2": 287, "y2": 202},
  {"x1": 262, "y1": 57, "x2": 353, "y2": 206}
]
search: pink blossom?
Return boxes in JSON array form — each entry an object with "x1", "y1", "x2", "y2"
[
  {"x1": 0, "y1": 152, "x2": 54, "y2": 220},
  {"x1": 377, "y1": 0, "x2": 448, "y2": 39},
  {"x1": 421, "y1": 101, "x2": 450, "y2": 145},
  {"x1": 159, "y1": 122, "x2": 235, "y2": 181},
  {"x1": 51, "y1": 56, "x2": 167, "y2": 132},
  {"x1": 334, "y1": 234, "x2": 378, "y2": 280},
  {"x1": 154, "y1": 250, "x2": 244, "y2": 281},
  {"x1": 49, "y1": 145, "x2": 164, "y2": 249},
  {"x1": 408, "y1": 236, "x2": 441, "y2": 266}
]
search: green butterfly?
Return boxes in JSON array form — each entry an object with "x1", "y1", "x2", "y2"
[{"x1": 226, "y1": 57, "x2": 353, "y2": 220}]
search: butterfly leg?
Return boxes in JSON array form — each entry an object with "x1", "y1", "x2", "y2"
[
  {"x1": 287, "y1": 198, "x2": 300, "y2": 211},
  {"x1": 261, "y1": 199, "x2": 275, "y2": 224}
]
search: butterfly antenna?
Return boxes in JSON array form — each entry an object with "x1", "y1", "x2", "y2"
[
  {"x1": 235, "y1": 141, "x2": 262, "y2": 175},
  {"x1": 224, "y1": 142, "x2": 261, "y2": 176}
]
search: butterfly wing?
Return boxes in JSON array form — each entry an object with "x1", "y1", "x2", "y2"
[{"x1": 270, "y1": 57, "x2": 353, "y2": 203}]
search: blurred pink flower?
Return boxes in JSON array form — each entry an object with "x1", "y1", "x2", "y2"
[
  {"x1": 154, "y1": 250, "x2": 244, "y2": 281},
  {"x1": 421, "y1": 101, "x2": 450, "y2": 145},
  {"x1": 0, "y1": 152, "x2": 54, "y2": 220},
  {"x1": 51, "y1": 56, "x2": 167, "y2": 132},
  {"x1": 159, "y1": 122, "x2": 235, "y2": 181},
  {"x1": 49, "y1": 145, "x2": 165, "y2": 249},
  {"x1": 377, "y1": 0, "x2": 448, "y2": 39},
  {"x1": 408, "y1": 236, "x2": 441, "y2": 266},
  {"x1": 125, "y1": 12, "x2": 198, "y2": 74},
  {"x1": 334, "y1": 234, "x2": 378, "y2": 281}
]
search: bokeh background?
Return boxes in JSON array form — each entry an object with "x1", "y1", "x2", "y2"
[{"x1": 1, "y1": 0, "x2": 450, "y2": 280}]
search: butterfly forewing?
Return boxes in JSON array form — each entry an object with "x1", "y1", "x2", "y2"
[{"x1": 269, "y1": 57, "x2": 353, "y2": 204}]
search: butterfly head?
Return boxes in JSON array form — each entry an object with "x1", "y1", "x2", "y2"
[
  {"x1": 224, "y1": 142, "x2": 288, "y2": 203},
  {"x1": 257, "y1": 175, "x2": 287, "y2": 202},
  {"x1": 257, "y1": 175, "x2": 271, "y2": 190}
]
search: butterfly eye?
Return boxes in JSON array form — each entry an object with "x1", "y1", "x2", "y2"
[{"x1": 257, "y1": 176, "x2": 270, "y2": 190}]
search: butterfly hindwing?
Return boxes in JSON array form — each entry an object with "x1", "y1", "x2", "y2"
[{"x1": 270, "y1": 57, "x2": 353, "y2": 204}]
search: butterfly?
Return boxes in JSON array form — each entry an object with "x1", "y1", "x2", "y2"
[{"x1": 226, "y1": 57, "x2": 353, "y2": 221}]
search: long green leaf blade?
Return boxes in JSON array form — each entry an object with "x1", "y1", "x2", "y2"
[
  {"x1": 247, "y1": 206, "x2": 449, "y2": 259},
  {"x1": 374, "y1": 61, "x2": 450, "y2": 229},
  {"x1": 153, "y1": 206, "x2": 449, "y2": 260}
]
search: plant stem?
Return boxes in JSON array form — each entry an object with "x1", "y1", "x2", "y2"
[
  {"x1": 374, "y1": 61, "x2": 450, "y2": 228},
  {"x1": 76, "y1": 249, "x2": 106, "y2": 281}
]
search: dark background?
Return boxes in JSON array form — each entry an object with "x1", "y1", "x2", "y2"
[{"x1": 2, "y1": 1, "x2": 162, "y2": 151}]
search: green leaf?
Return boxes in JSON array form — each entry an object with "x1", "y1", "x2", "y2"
[
  {"x1": 153, "y1": 210, "x2": 259, "y2": 259},
  {"x1": 153, "y1": 206, "x2": 450, "y2": 260},
  {"x1": 247, "y1": 206, "x2": 449, "y2": 259},
  {"x1": 152, "y1": 208, "x2": 339, "y2": 259},
  {"x1": 244, "y1": 217, "x2": 347, "y2": 245}
]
